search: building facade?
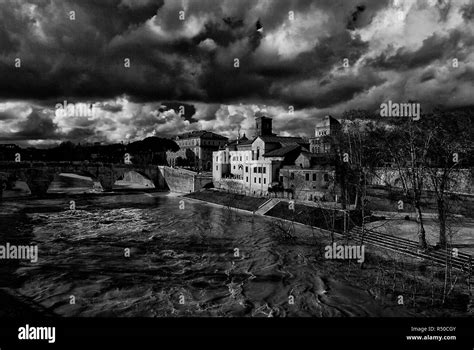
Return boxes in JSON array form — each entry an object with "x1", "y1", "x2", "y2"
[
  {"x1": 279, "y1": 165, "x2": 337, "y2": 201},
  {"x1": 213, "y1": 115, "x2": 307, "y2": 196},
  {"x1": 309, "y1": 115, "x2": 341, "y2": 154},
  {"x1": 167, "y1": 131, "x2": 228, "y2": 171},
  {"x1": 213, "y1": 112, "x2": 340, "y2": 201},
  {"x1": 213, "y1": 114, "x2": 342, "y2": 201}
]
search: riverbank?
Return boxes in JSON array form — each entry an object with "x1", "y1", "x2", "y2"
[
  {"x1": 186, "y1": 190, "x2": 348, "y2": 229},
  {"x1": 185, "y1": 189, "x2": 268, "y2": 212},
  {"x1": 184, "y1": 189, "x2": 473, "y2": 316}
]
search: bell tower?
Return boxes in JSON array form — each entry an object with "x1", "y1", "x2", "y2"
[{"x1": 255, "y1": 115, "x2": 273, "y2": 137}]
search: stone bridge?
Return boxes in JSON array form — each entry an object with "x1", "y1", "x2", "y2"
[
  {"x1": 0, "y1": 161, "x2": 166, "y2": 195},
  {"x1": 157, "y1": 166, "x2": 213, "y2": 193}
]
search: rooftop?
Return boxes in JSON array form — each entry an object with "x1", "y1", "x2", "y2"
[
  {"x1": 225, "y1": 134, "x2": 249, "y2": 147},
  {"x1": 258, "y1": 135, "x2": 306, "y2": 145},
  {"x1": 263, "y1": 144, "x2": 301, "y2": 157}
]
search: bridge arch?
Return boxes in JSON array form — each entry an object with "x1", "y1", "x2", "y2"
[
  {"x1": 0, "y1": 172, "x2": 32, "y2": 197},
  {"x1": 113, "y1": 170, "x2": 155, "y2": 189},
  {"x1": 0, "y1": 162, "x2": 165, "y2": 195},
  {"x1": 47, "y1": 172, "x2": 103, "y2": 193}
]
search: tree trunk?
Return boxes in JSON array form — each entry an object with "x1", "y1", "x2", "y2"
[
  {"x1": 339, "y1": 161, "x2": 347, "y2": 210},
  {"x1": 416, "y1": 203, "x2": 428, "y2": 250},
  {"x1": 438, "y1": 198, "x2": 447, "y2": 247}
]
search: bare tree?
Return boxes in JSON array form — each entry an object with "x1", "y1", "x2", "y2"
[
  {"x1": 423, "y1": 110, "x2": 473, "y2": 247},
  {"x1": 337, "y1": 116, "x2": 383, "y2": 241},
  {"x1": 380, "y1": 118, "x2": 431, "y2": 249}
]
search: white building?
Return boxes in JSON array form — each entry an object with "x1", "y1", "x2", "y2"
[{"x1": 213, "y1": 116, "x2": 307, "y2": 196}]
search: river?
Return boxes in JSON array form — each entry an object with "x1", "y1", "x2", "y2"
[{"x1": 0, "y1": 192, "x2": 410, "y2": 317}]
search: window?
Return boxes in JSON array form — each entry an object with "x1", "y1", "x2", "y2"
[
  {"x1": 254, "y1": 167, "x2": 257, "y2": 173},
  {"x1": 305, "y1": 173, "x2": 310, "y2": 181},
  {"x1": 233, "y1": 165, "x2": 235, "y2": 170},
  {"x1": 263, "y1": 167, "x2": 266, "y2": 174},
  {"x1": 216, "y1": 166, "x2": 218, "y2": 171},
  {"x1": 246, "y1": 177, "x2": 249, "y2": 182},
  {"x1": 254, "y1": 178, "x2": 256, "y2": 183},
  {"x1": 313, "y1": 173, "x2": 316, "y2": 181},
  {"x1": 240, "y1": 156, "x2": 242, "y2": 161},
  {"x1": 259, "y1": 178, "x2": 261, "y2": 184},
  {"x1": 263, "y1": 178, "x2": 266, "y2": 184},
  {"x1": 245, "y1": 166, "x2": 248, "y2": 172}
]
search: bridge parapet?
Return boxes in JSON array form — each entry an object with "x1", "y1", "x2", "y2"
[{"x1": 0, "y1": 162, "x2": 166, "y2": 195}]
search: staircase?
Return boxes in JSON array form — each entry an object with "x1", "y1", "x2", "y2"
[
  {"x1": 254, "y1": 198, "x2": 280, "y2": 215},
  {"x1": 348, "y1": 226, "x2": 473, "y2": 272}
]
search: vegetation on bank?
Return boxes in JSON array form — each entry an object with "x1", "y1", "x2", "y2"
[{"x1": 332, "y1": 108, "x2": 474, "y2": 250}]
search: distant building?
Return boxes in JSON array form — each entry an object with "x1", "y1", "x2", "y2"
[
  {"x1": 280, "y1": 158, "x2": 337, "y2": 201},
  {"x1": 213, "y1": 115, "x2": 308, "y2": 196},
  {"x1": 167, "y1": 131, "x2": 228, "y2": 171},
  {"x1": 283, "y1": 116, "x2": 341, "y2": 200},
  {"x1": 309, "y1": 115, "x2": 341, "y2": 154},
  {"x1": 213, "y1": 114, "x2": 341, "y2": 201}
]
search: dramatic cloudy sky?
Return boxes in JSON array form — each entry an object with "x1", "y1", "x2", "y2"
[{"x1": 0, "y1": 0, "x2": 473, "y2": 146}]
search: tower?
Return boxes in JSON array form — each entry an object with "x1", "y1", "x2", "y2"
[{"x1": 255, "y1": 115, "x2": 273, "y2": 137}]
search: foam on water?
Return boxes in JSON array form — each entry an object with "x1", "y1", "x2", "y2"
[{"x1": 2, "y1": 193, "x2": 411, "y2": 317}]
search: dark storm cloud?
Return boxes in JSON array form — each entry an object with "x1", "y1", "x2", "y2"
[
  {"x1": 455, "y1": 66, "x2": 474, "y2": 82},
  {"x1": 100, "y1": 103, "x2": 123, "y2": 113},
  {"x1": 365, "y1": 30, "x2": 464, "y2": 70},
  {"x1": 2, "y1": 109, "x2": 59, "y2": 140},
  {"x1": 64, "y1": 127, "x2": 98, "y2": 141},
  {"x1": 0, "y1": 0, "x2": 473, "y2": 144},
  {"x1": 419, "y1": 68, "x2": 436, "y2": 83},
  {"x1": 461, "y1": 1, "x2": 474, "y2": 21},
  {"x1": 279, "y1": 67, "x2": 386, "y2": 109},
  {"x1": 0, "y1": 111, "x2": 17, "y2": 121},
  {"x1": 347, "y1": 5, "x2": 366, "y2": 30},
  {"x1": 0, "y1": 0, "x2": 390, "y2": 105}
]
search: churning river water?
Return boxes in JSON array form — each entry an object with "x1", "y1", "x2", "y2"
[{"x1": 0, "y1": 192, "x2": 409, "y2": 317}]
